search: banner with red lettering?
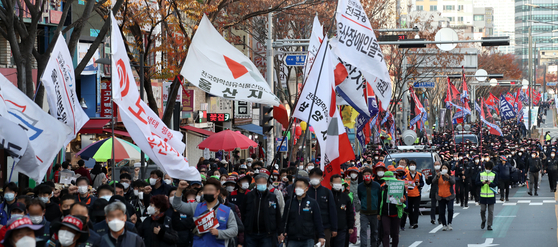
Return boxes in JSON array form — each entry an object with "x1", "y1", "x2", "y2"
[
  {"x1": 194, "y1": 210, "x2": 220, "y2": 234},
  {"x1": 111, "y1": 13, "x2": 200, "y2": 181}
]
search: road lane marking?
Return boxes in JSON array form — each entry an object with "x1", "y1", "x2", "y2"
[
  {"x1": 495, "y1": 216, "x2": 516, "y2": 217},
  {"x1": 502, "y1": 203, "x2": 517, "y2": 206},
  {"x1": 483, "y1": 205, "x2": 519, "y2": 238},
  {"x1": 543, "y1": 200, "x2": 556, "y2": 203},
  {"x1": 517, "y1": 200, "x2": 531, "y2": 203},
  {"x1": 529, "y1": 202, "x2": 543, "y2": 206},
  {"x1": 453, "y1": 212, "x2": 460, "y2": 218},
  {"x1": 429, "y1": 225, "x2": 443, "y2": 233},
  {"x1": 409, "y1": 241, "x2": 422, "y2": 247}
]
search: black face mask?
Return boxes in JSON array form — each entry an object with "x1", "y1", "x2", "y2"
[
  {"x1": 203, "y1": 194, "x2": 216, "y2": 203},
  {"x1": 62, "y1": 209, "x2": 70, "y2": 216}
]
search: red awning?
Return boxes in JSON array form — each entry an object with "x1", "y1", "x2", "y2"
[
  {"x1": 180, "y1": 125, "x2": 215, "y2": 136},
  {"x1": 78, "y1": 119, "x2": 111, "y2": 134},
  {"x1": 103, "y1": 129, "x2": 131, "y2": 137}
]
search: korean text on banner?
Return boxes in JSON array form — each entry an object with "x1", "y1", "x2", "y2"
[
  {"x1": 180, "y1": 15, "x2": 280, "y2": 106},
  {"x1": 0, "y1": 75, "x2": 72, "y2": 182},
  {"x1": 111, "y1": 13, "x2": 200, "y2": 181},
  {"x1": 41, "y1": 33, "x2": 89, "y2": 147},
  {"x1": 331, "y1": 0, "x2": 392, "y2": 110}
]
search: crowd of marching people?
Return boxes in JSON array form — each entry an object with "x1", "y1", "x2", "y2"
[{"x1": 0, "y1": 119, "x2": 556, "y2": 247}]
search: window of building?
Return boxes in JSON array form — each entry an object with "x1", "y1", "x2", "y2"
[
  {"x1": 444, "y1": 5, "x2": 454, "y2": 10},
  {"x1": 458, "y1": 17, "x2": 464, "y2": 22},
  {"x1": 416, "y1": 5, "x2": 424, "y2": 11},
  {"x1": 430, "y1": 5, "x2": 437, "y2": 11},
  {"x1": 458, "y1": 5, "x2": 464, "y2": 11},
  {"x1": 448, "y1": 17, "x2": 454, "y2": 21},
  {"x1": 474, "y1": 15, "x2": 484, "y2": 21}
]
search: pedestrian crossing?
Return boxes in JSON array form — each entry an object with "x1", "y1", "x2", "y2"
[{"x1": 458, "y1": 199, "x2": 558, "y2": 206}]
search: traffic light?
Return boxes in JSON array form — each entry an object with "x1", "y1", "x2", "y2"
[
  {"x1": 261, "y1": 105, "x2": 274, "y2": 135},
  {"x1": 398, "y1": 39, "x2": 427, "y2": 49},
  {"x1": 481, "y1": 36, "x2": 509, "y2": 46}
]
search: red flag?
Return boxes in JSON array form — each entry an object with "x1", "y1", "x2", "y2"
[
  {"x1": 445, "y1": 77, "x2": 460, "y2": 106},
  {"x1": 481, "y1": 100, "x2": 502, "y2": 136}
]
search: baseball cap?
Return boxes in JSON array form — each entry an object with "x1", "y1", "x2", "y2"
[{"x1": 2, "y1": 217, "x2": 44, "y2": 246}]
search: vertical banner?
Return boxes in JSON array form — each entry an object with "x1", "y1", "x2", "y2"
[{"x1": 100, "y1": 79, "x2": 116, "y2": 118}]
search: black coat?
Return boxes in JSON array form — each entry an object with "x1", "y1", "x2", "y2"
[
  {"x1": 332, "y1": 190, "x2": 355, "y2": 231},
  {"x1": 243, "y1": 190, "x2": 281, "y2": 235},
  {"x1": 137, "y1": 213, "x2": 178, "y2": 247},
  {"x1": 280, "y1": 196, "x2": 324, "y2": 241}
]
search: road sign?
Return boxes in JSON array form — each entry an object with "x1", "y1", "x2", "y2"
[
  {"x1": 413, "y1": 81, "x2": 435, "y2": 88},
  {"x1": 547, "y1": 82, "x2": 557, "y2": 86},
  {"x1": 276, "y1": 138, "x2": 288, "y2": 152},
  {"x1": 284, "y1": 54, "x2": 307, "y2": 66}
]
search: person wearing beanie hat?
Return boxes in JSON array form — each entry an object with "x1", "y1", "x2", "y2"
[{"x1": 378, "y1": 171, "x2": 406, "y2": 247}]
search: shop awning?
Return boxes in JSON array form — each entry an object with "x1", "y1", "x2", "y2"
[
  {"x1": 78, "y1": 119, "x2": 110, "y2": 134},
  {"x1": 181, "y1": 125, "x2": 215, "y2": 136},
  {"x1": 236, "y1": 124, "x2": 263, "y2": 136},
  {"x1": 103, "y1": 129, "x2": 131, "y2": 137}
]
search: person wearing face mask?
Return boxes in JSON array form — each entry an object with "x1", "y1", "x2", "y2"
[
  {"x1": 48, "y1": 215, "x2": 90, "y2": 247},
  {"x1": 242, "y1": 173, "x2": 281, "y2": 247},
  {"x1": 426, "y1": 161, "x2": 442, "y2": 224},
  {"x1": 149, "y1": 170, "x2": 171, "y2": 197},
  {"x1": 25, "y1": 199, "x2": 50, "y2": 247},
  {"x1": 329, "y1": 175, "x2": 355, "y2": 247},
  {"x1": 93, "y1": 200, "x2": 138, "y2": 237},
  {"x1": 34, "y1": 184, "x2": 61, "y2": 223},
  {"x1": 378, "y1": 171, "x2": 407, "y2": 247},
  {"x1": 222, "y1": 177, "x2": 238, "y2": 195},
  {"x1": 526, "y1": 151, "x2": 542, "y2": 196},
  {"x1": 307, "y1": 168, "x2": 338, "y2": 247},
  {"x1": 475, "y1": 161, "x2": 498, "y2": 231},
  {"x1": 75, "y1": 177, "x2": 97, "y2": 207},
  {"x1": 350, "y1": 167, "x2": 381, "y2": 247},
  {"x1": 250, "y1": 162, "x2": 264, "y2": 176},
  {"x1": 117, "y1": 173, "x2": 134, "y2": 202},
  {"x1": 163, "y1": 174, "x2": 175, "y2": 187},
  {"x1": 433, "y1": 164, "x2": 456, "y2": 231},
  {"x1": 97, "y1": 184, "x2": 115, "y2": 203},
  {"x1": 229, "y1": 174, "x2": 252, "y2": 216},
  {"x1": 305, "y1": 163, "x2": 315, "y2": 172},
  {"x1": 403, "y1": 161, "x2": 424, "y2": 229},
  {"x1": 1, "y1": 216, "x2": 44, "y2": 247},
  {"x1": 168, "y1": 189, "x2": 195, "y2": 247},
  {"x1": 494, "y1": 156, "x2": 512, "y2": 201},
  {"x1": 471, "y1": 156, "x2": 483, "y2": 205},
  {"x1": 278, "y1": 178, "x2": 325, "y2": 247},
  {"x1": 98, "y1": 202, "x2": 145, "y2": 247},
  {"x1": 544, "y1": 150, "x2": 558, "y2": 192},
  {"x1": 2, "y1": 182, "x2": 19, "y2": 223},
  {"x1": 219, "y1": 188, "x2": 244, "y2": 247},
  {"x1": 137, "y1": 195, "x2": 178, "y2": 247},
  {"x1": 172, "y1": 178, "x2": 239, "y2": 247},
  {"x1": 58, "y1": 195, "x2": 76, "y2": 222}
]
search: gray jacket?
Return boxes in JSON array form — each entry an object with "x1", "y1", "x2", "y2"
[{"x1": 172, "y1": 196, "x2": 238, "y2": 243}]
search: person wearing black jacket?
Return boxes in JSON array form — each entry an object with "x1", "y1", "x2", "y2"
[
  {"x1": 526, "y1": 152, "x2": 542, "y2": 196},
  {"x1": 137, "y1": 195, "x2": 178, "y2": 247},
  {"x1": 495, "y1": 156, "x2": 512, "y2": 201},
  {"x1": 426, "y1": 161, "x2": 441, "y2": 224},
  {"x1": 515, "y1": 149, "x2": 527, "y2": 186},
  {"x1": 544, "y1": 150, "x2": 558, "y2": 192},
  {"x1": 307, "y1": 168, "x2": 337, "y2": 247},
  {"x1": 243, "y1": 174, "x2": 281, "y2": 247},
  {"x1": 454, "y1": 156, "x2": 467, "y2": 206},
  {"x1": 329, "y1": 175, "x2": 355, "y2": 247},
  {"x1": 471, "y1": 156, "x2": 484, "y2": 204},
  {"x1": 279, "y1": 178, "x2": 325, "y2": 247}
]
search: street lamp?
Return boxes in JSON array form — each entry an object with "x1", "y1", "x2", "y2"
[{"x1": 489, "y1": 79, "x2": 498, "y2": 86}]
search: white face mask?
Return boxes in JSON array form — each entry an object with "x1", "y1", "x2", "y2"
[
  {"x1": 169, "y1": 196, "x2": 175, "y2": 204},
  {"x1": 29, "y1": 215, "x2": 43, "y2": 224},
  {"x1": 133, "y1": 190, "x2": 139, "y2": 196},
  {"x1": 221, "y1": 181, "x2": 226, "y2": 185},
  {"x1": 350, "y1": 173, "x2": 358, "y2": 179},
  {"x1": 532, "y1": 155, "x2": 536, "y2": 158},
  {"x1": 39, "y1": 196, "x2": 49, "y2": 204},
  {"x1": 164, "y1": 179, "x2": 172, "y2": 185},
  {"x1": 307, "y1": 166, "x2": 314, "y2": 171},
  {"x1": 332, "y1": 183, "x2": 343, "y2": 191},
  {"x1": 409, "y1": 166, "x2": 416, "y2": 171},
  {"x1": 299, "y1": 165, "x2": 304, "y2": 170},
  {"x1": 195, "y1": 195, "x2": 201, "y2": 202},
  {"x1": 147, "y1": 206, "x2": 157, "y2": 215},
  {"x1": 226, "y1": 186, "x2": 235, "y2": 192},
  {"x1": 100, "y1": 195, "x2": 112, "y2": 201},
  {"x1": 434, "y1": 165, "x2": 441, "y2": 170},
  {"x1": 441, "y1": 169, "x2": 448, "y2": 175},
  {"x1": 121, "y1": 182, "x2": 130, "y2": 190},
  {"x1": 475, "y1": 160, "x2": 480, "y2": 163},
  {"x1": 78, "y1": 186, "x2": 88, "y2": 195},
  {"x1": 295, "y1": 187, "x2": 305, "y2": 196},
  {"x1": 138, "y1": 192, "x2": 144, "y2": 200},
  {"x1": 149, "y1": 178, "x2": 158, "y2": 186},
  {"x1": 58, "y1": 229, "x2": 76, "y2": 247},
  {"x1": 108, "y1": 218, "x2": 125, "y2": 232},
  {"x1": 14, "y1": 236, "x2": 36, "y2": 247},
  {"x1": 310, "y1": 178, "x2": 321, "y2": 186},
  {"x1": 377, "y1": 171, "x2": 385, "y2": 177},
  {"x1": 486, "y1": 169, "x2": 492, "y2": 173}
]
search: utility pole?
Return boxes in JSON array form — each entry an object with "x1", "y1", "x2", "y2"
[
  {"x1": 266, "y1": 11, "x2": 275, "y2": 166},
  {"x1": 528, "y1": 26, "x2": 533, "y2": 138}
]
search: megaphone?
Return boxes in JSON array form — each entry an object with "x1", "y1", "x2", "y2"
[{"x1": 402, "y1": 130, "x2": 417, "y2": 146}]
